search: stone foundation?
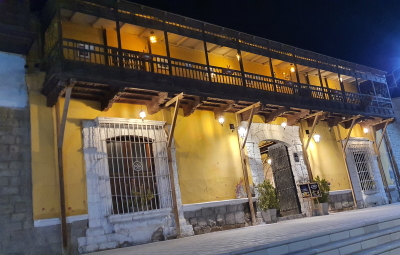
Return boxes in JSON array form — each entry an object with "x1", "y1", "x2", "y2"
[
  {"x1": 183, "y1": 201, "x2": 251, "y2": 235},
  {"x1": 328, "y1": 190, "x2": 355, "y2": 212}
]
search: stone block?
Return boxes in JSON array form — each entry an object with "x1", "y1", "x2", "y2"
[
  {"x1": 227, "y1": 205, "x2": 237, "y2": 213},
  {"x1": 77, "y1": 237, "x2": 87, "y2": 247},
  {"x1": 86, "y1": 235, "x2": 107, "y2": 245},
  {"x1": 193, "y1": 226, "x2": 203, "y2": 235},
  {"x1": 225, "y1": 213, "x2": 235, "y2": 224},
  {"x1": 211, "y1": 226, "x2": 222, "y2": 232},
  {"x1": 0, "y1": 170, "x2": 19, "y2": 177},
  {"x1": 207, "y1": 217, "x2": 216, "y2": 227},
  {"x1": 0, "y1": 135, "x2": 15, "y2": 144},
  {"x1": 184, "y1": 211, "x2": 195, "y2": 219},
  {"x1": 334, "y1": 202, "x2": 343, "y2": 210},
  {"x1": 0, "y1": 204, "x2": 14, "y2": 214},
  {"x1": 216, "y1": 214, "x2": 225, "y2": 226},
  {"x1": 197, "y1": 217, "x2": 207, "y2": 227},
  {"x1": 195, "y1": 210, "x2": 202, "y2": 217},
  {"x1": 235, "y1": 211, "x2": 245, "y2": 224},
  {"x1": 0, "y1": 177, "x2": 8, "y2": 186},
  {"x1": 189, "y1": 217, "x2": 197, "y2": 226},
  {"x1": 81, "y1": 244, "x2": 99, "y2": 253},
  {"x1": 99, "y1": 242, "x2": 118, "y2": 250},
  {"x1": 0, "y1": 186, "x2": 19, "y2": 195},
  {"x1": 11, "y1": 213, "x2": 26, "y2": 222},
  {"x1": 9, "y1": 177, "x2": 21, "y2": 186},
  {"x1": 215, "y1": 206, "x2": 226, "y2": 215},
  {"x1": 330, "y1": 231, "x2": 349, "y2": 242},
  {"x1": 237, "y1": 203, "x2": 244, "y2": 211},
  {"x1": 203, "y1": 226, "x2": 211, "y2": 233},
  {"x1": 341, "y1": 194, "x2": 349, "y2": 202},
  {"x1": 86, "y1": 227, "x2": 105, "y2": 237},
  {"x1": 201, "y1": 207, "x2": 214, "y2": 216}
]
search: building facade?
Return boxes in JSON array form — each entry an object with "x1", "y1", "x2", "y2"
[{"x1": 1, "y1": 0, "x2": 399, "y2": 254}]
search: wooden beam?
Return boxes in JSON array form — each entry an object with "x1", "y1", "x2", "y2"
[
  {"x1": 167, "y1": 97, "x2": 182, "y2": 148},
  {"x1": 56, "y1": 85, "x2": 72, "y2": 253},
  {"x1": 241, "y1": 106, "x2": 255, "y2": 150},
  {"x1": 236, "y1": 102, "x2": 261, "y2": 115},
  {"x1": 377, "y1": 120, "x2": 389, "y2": 150},
  {"x1": 299, "y1": 121, "x2": 313, "y2": 180},
  {"x1": 334, "y1": 126, "x2": 358, "y2": 209},
  {"x1": 343, "y1": 117, "x2": 358, "y2": 151},
  {"x1": 182, "y1": 97, "x2": 205, "y2": 117},
  {"x1": 263, "y1": 106, "x2": 286, "y2": 123},
  {"x1": 165, "y1": 92, "x2": 184, "y2": 107},
  {"x1": 286, "y1": 109, "x2": 310, "y2": 126},
  {"x1": 100, "y1": 87, "x2": 124, "y2": 111},
  {"x1": 234, "y1": 112, "x2": 257, "y2": 226},
  {"x1": 214, "y1": 101, "x2": 234, "y2": 119},
  {"x1": 176, "y1": 36, "x2": 189, "y2": 46},
  {"x1": 250, "y1": 55, "x2": 262, "y2": 62},
  {"x1": 145, "y1": 92, "x2": 168, "y2": 115},
  {"x1": 305, "y1": 112, "x2": 322, "y2": 150},
  {"x1": 371, "y1": 125, "x2": 393, "y2": 203}
]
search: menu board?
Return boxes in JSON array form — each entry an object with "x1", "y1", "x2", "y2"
[{"x1": 299, "y1": 183, "x2": 321, "y2": 198}]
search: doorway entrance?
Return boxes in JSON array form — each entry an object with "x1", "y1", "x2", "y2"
[{"x1": 260, "y1": 141, "x2": 301, "y2": 216}]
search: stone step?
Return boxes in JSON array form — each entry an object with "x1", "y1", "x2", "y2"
[
  {"x1": 349, "y1": 239, "x2": 400, "y2": 255},
  {"x1": 277, "y1": 214, "x2": 304, "y2": 222},
  {"x1": 285, "y1": 224, "x2": 400, "y2": 255}
]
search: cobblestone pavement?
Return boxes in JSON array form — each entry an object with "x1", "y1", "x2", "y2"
[{"x1": 93, "y1": 203, "x2": 400, "y2": 255}]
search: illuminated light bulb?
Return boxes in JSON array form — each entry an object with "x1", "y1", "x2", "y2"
[
  {"x1": 363, "y1": 128, "x2": 369, "y2": 134},
  {"x1": 218, "y1": 116, "x2": 225, "y2": 125},
  {"x1": 238, "y1": 126, "x2": 246, "y2": 138},
  {"x1": 236, "y1": 53, "x2": 241, "y2": 61},
  {"x1": 149, "y1": 31, "x2": 157, "y2": 43},
  {"x1": 281, "y1": 122, "x2": 287, "y2": 129},
  {"x1": 313, "y1": 134, "x2": 321, "y2": 143},
  {"x1": 139, "y1": 110, "x2": 146, "y2": 120},
  {"x1": 339, "y1": 77, "x2": 343, "y2": 82},
  {"x1": 267, "y1": 158, "x2": 272, "y2": 165},
  {"x1": 290, "y1": 66, "x2": 295, "y2": 73}
]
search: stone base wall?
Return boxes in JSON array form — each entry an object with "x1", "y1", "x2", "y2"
[
  {"x1": 328, "y1": 190, "x2": 355, "y2": 212},
  {"x1": 183, "y1": 202, "x2": 251, "y2": 235}
]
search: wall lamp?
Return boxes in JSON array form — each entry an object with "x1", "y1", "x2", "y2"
[{"x1": 313, "y1": 134, "x2": 321, "y2": 143}]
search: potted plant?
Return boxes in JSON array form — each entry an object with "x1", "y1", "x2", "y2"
[
  {"x1": 256, "y1": 180, "x2": 279, "y2": 223},
  {"x1": 313, "y1": 176, "x2": 330, "y2": 215}
]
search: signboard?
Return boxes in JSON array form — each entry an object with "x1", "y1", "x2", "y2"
[{"x1": 299, "y1": 183, "x2": 321, "y2": 198}]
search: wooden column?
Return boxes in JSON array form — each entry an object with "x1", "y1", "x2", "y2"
[
  {"x1": 334, "y1": 125, "x2": 358, "y2": 209},
  {"x1": 102, "y1": 29, "x2": 109, "y2": 66},
  {"x1": 165, "y1": 93, "x2": 184, "y2": 237},
  {"x1": 318, "y1": 69, "x2": 324, "y2": 87},
  {"x1": 56, "y1": 84, "x2": 74, "y2": 255},
  {"x1": 163, "y1": 19, "x2": 172, "y2": 75},
  {"x1": 236, "y1": 48, "x2": 247, "y2": 87},
  {"x1": 371, "y1": 80, "x2": 378, "y2": 96},
  {"x1": 202, "y1": 24, "x2": 212, "y2": 82},
  {"x1": 355, "y1": 76, "x2": 361, "y2": 94},
  {"x1": 372, "y1": 124, "x2": 393, "y2": 203},
  {"x1": 305, "y1": 73, "x2": 310, "y2": 85},
  {"x1": 299, "y1": 121, "x2": 314, "y2": 181},
  {"x1": 269, "y1": 57, "x2": 276, "y2": 91},
  {"x1": 114, "y1": 2, "x2": 124, "y2": 70}
]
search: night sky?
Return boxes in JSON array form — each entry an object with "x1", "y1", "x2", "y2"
[{"x1": 32, "y1": 0, "x2": 400, "y2": 73}]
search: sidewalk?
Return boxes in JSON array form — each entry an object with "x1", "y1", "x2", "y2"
[{"x1": 93, "y1": 203, "x2": 400, "y2": 255}]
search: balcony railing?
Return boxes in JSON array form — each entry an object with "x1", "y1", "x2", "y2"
[{"x1": 48, "y1": 38, "x2": 392, "y2": 113}]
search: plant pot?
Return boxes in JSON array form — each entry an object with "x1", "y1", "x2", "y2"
[
  {"x1": 321, "y1": 202, "x2": 329, "y2": 215},
  {"x1": 261, "y1": 209, "x2": 277, "y2": 223}
]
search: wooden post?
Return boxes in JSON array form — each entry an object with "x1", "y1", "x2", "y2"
[
  {"x1": 305, "y1": 113, "x2": 321, "y2": 150},
  {"x1": 377, "y1": 121, "x2": 389, "y2": 150},
  {"x1": 114, "y1": 2, "x2": 124, "y2": 70},
  {"x1": 299, "y1": 122, "x2": 313, "y2": 181},
  {"x1": 202, "y1": 24, "x2": 212, "y2": 82},
  {"x1": 56, "y1": 85, "x2": 73, "y2": 255},
  {"x1": 334, "y1": 126, "x2": 358, "y2": 209},
  {"x1": 269, "y1": 57, "x2": 276, "y2": 91},
  {"x1": 355, "y1": 76, "x2": 361, "y2": 94},
  {"x1": 371, "y1": 125, "x2": 393, "y2": 203},
  {"x1": 165, "y1": 93, "x2": 184, "y2": 237},
  {"x1": 236, "y1": 43, "x2": 247, "y2": 87},
  {"x1": 235, "y1": 113, "x2": 257, "y2": 225},
  {"x1": 383, "y1": 132, "x2": 400, "y2": 199},
  {"x1": 343, "y1": 118, "x2": 358, "y2": 151},
  {"x1": 102, "y1": 29, "x2": 109, "y2": 66},
  {"x1": 163, "y1": 19, "x2": 172, "y2": 75},
  {"x1": 318, "y1": 69, "x2": 324, "y2": 87}
]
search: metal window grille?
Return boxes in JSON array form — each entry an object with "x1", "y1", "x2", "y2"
[
  {"x1": 348, "y1": 144, "x2": 377, "y2": 192},
  {"x1": 100, "y1": 122, "x2": 172, "y2": 215}
]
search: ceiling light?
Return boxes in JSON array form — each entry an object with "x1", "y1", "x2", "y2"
[
  {"x1": 149, "y1": 31, "x2": 157, "y2": 43},
  {"x1": 281, "y1": 122, "x2": 287, "y2": 129},
  {"x1": 339, "y1": 77, "x2": 343, "y2": 82},
  {"x1": 363, "y1": 128, "x2": 369, "y2": 134},
  {"x1": 267, "y1": 158, "x2": 272, "y2": 165},
  {"x1": 313, "y1": 134, "x2": 321, "y2": 143},
  {"x1": 236, "y1": 53, "x2": 241, "y2": 61},
  {"x1": 290, "y1": 65, "x2": 295, "y2": 73}
]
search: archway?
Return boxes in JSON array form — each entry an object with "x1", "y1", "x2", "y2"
[{"x1": 243, "y1": 122, "x2": 311, "y2": 216}]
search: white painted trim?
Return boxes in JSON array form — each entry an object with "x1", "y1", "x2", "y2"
[
  {"x1": 108, "y1": 208, "x2": 172, "y2": 223},
  {"x1": 182, "y1": 198, "x2": 255, "y2": 212},
  {"x1": 34, "y1": 214, "x2": 89, "y2": 228},
  {"x1": 329, "y1": 189, "x2": 352, "y2": 195}
]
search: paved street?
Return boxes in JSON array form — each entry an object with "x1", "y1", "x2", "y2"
[{"x1": 93, "y1": 203, "x2": 400, "y2": 255}]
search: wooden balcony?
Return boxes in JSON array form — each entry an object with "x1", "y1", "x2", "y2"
[
  {"x1": 0, "y1": 0, "x2": 35, "y2": 55},
  {"x1": 42, "y1": 38, "x2": 394, "y2": 118}
]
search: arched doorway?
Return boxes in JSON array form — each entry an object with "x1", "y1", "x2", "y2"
[
  {"x1": 244, "y1": 122, "x2": 311, "y2": 217},
  {"x1": 259, "y1": 140, "x2": 301, "y2": 216}
]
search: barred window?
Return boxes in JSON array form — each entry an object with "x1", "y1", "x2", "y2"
[{"x1": 351, "y1": 148, "x2": 377, "y2": 192}]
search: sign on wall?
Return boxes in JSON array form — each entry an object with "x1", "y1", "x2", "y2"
[{"x1": 299, "y1": 183, "x2": 321, "y2": 198}]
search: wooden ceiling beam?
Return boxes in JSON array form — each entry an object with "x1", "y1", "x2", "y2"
[
  {"x1": 286, "y1": 109, "x2": 310, "y2": 126},
  {"x1": 182, "y1": 96, "x2": 206, "y2": 117},
  {"x1": 145, "y1": 92, "x2": 169, "y2": 115},
  {"x1": 263, "y1": 106, "x2": 287, "y2": 123},
  {"x1": 176, "y1": 36, "x2": 189, "y2": 46}
]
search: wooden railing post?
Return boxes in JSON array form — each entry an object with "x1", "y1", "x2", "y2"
[
  {"x1": 269, "y1": 57, "x2": 277, "y2": 92},
  {"x1": 114, "y1": 1, "x2": 124, "y2": 74},
  {"x1": 163, "y1": 18, "x2": 173, "y2": 76},
  {"x1": 202, "y1": 24, "x2": 212, "y2": 82}
]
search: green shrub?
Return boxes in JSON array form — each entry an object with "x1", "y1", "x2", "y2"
[
  {"x1": 256, "y1": 180, "x2": 279, "y2": 210},
  {"x1": 313, "y1": 176, "x2": 330, "y2": 203}
]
